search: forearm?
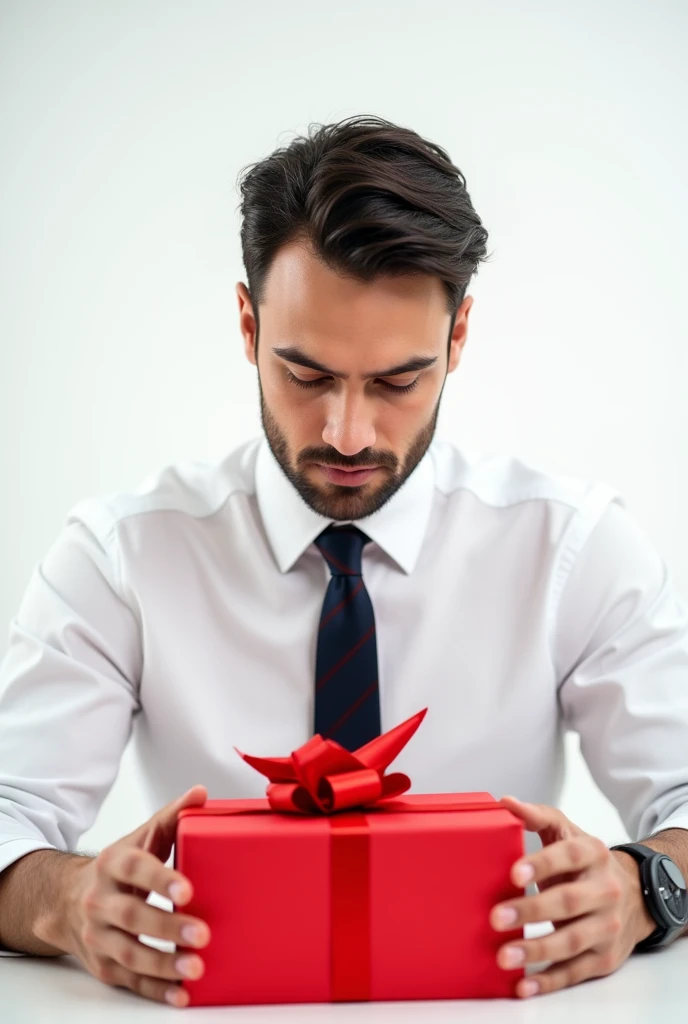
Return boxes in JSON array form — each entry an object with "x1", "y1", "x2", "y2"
[
  {"x1": 639, "y1": 827, "x2": 688, "y2": 937},
  {"x1": 0, "y1": 849, "x2": 92, "y2": 955}
]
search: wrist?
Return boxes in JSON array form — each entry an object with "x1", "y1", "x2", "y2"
[
  {"x1": 611, "y1": 849, "x2": 658, "y2": 946},
  {"x1": 33, "y1": 854, "x2": 92, "y2": 954}
]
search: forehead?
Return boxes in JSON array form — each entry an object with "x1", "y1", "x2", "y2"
[{"x1": 259, "y1": 240, "x2": 448, "y2": 355}]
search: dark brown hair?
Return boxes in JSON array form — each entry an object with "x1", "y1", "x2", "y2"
[{"x1": 237, "y1": 114, "x2": 491, "y2": 344}]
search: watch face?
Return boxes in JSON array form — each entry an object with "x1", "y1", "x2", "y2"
[{"x1": 652, "y1": 856, "x2": 688, "y2": 926}]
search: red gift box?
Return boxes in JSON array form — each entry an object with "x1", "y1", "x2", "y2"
[{"x1": 174, "y1": 710, "x2": 525, "y2": 1006}]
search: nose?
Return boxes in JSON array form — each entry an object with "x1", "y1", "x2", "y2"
[{"x1": 321, "y1": 388, "x2": 376, "y2": 456}]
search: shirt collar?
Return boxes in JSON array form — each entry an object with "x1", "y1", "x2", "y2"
[{"x1": 255, "y1": 436, "x2": 435, "y2": 575}]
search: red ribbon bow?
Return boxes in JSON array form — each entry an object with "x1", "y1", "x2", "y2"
[{"x1": 235, "y1": 708, "x2": 427, "y2": 814}]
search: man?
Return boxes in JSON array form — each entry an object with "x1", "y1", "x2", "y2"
[{"x1": 0, "y1": 114, "x2": 687, "y2": 1008}]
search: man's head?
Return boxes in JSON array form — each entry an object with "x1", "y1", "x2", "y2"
[{"x1": 235, "y1": 115, "x2": 489, "y2": 521}]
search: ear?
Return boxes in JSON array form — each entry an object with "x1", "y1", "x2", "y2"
[
  {"x1": 236, "y1": 282, "x2": 258, "y2": 366},
  {"x1": 447, "y1": 295, "x2": 473, "y2": 374}
]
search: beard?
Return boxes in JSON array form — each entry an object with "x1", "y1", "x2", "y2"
[{"x1": 258, "y1": 378, "x2": 442, "y2": 521}]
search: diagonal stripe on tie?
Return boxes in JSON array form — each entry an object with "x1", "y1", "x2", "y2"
[
  {"x1": 318, "y1": 577, "x2": 365, "y2": 630},
  {"x1": 321, "y1": 680, "x2": 379, "y2": 739},
  {"x1": 316, "y1": 624, "x2": 375, "y2": 691}
]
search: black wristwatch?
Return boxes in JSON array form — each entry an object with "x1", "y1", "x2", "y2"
[{"x1": 609, "y1": 842, "x2": 688, "y2": 951}]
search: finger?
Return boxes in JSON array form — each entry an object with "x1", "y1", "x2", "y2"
[
  {"x1": 514, "y1": 945, "x2": 619, "y2": 998},
  {"x1": 99, "y1": 926, "x2": 205, "y2": 982},
  {"x1": 99, "y1": 960, "x2": 191, "y2": 1007},
  {"x1": 138, "y1": 786, "x2": 205, "y2": 851},
  {"x1": 97, "y1": 845, "x2": 194, "y2": 906},
  {"x1": 98, "y1": 893, "x2": 211, "y2": 948},
  {"x1": 150, "y1": 784, "x2": 208, "y2": 840},
  {"x1": 497, "y1": 909, "x2": 622, "y2": 970},
  {"x1": 492, "y1": 876, "x2": 622, "y2": 932},
  {"x1": 129, "y1": 785, "x2": 208, "y2": 851},
  {"x1": 499, "y1": 796, "x2": 578, "y2": 836},
  {"x1": 509, "y1": 835, "x2": 612, "y2": 888}
]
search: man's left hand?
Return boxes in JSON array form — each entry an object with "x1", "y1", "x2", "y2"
[{"x1": 490, "y1": 795, "x2": 657, "y2": 998}]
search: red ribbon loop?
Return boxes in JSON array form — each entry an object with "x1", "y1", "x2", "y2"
[{"x1": 235, "y1": 708, "x2": 428, "y2": 814}]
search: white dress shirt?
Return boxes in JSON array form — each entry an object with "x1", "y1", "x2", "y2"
[{"x1": 2, "y1": 434, "x2": 688, "y2": 905}]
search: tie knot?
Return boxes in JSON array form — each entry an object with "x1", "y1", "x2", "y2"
[{"x1": 315, "y1": 525, "x2": 370, "y2": 576}]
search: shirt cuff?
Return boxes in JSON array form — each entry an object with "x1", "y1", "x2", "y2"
[{"x1": 647, "y1": 812, "x2": 688, "y2": 838}]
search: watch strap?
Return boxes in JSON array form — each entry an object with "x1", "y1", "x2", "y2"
[
  {"x1": 609, "y1": 841, "x2": 656, "y2": 864},
  {"x1": 609, "y1": 842, "x2": 667, "y2": 948}
]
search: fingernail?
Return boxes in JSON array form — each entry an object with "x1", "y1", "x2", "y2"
[
  {"x1": 520, "y1": 979, "x2": 539, "y2": 997},
  {"x1": 494, "y1": 907, "x2": 518, "y2": 928},
  {"x1": 181, "y1": 924, "x2": 206, "y2": 947},
  {"x1": 175, "y1": 955, "x2": 203, "y2": 979},
  {"x1": 503, "y1": 946, "x2": 526, "y2": 967},
  {"x1": 514, "y1": 863, "x2": 535, "y2": 885},
  {"x1": 165, "y1": 985, "x2": 186, "y2": 1006},
  {"x1": 169, "y1": 881, "x2": 188, "y2": 903}
]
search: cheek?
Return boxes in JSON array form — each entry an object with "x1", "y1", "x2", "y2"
[
  {"x1": 268, "y1": 385, "x2": 323, "y2": 444},
  {"x1": 381, "y1": 387, "x2": 437, "y2": 430}
]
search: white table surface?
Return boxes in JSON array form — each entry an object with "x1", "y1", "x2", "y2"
[{"x1": 3, "y1": 923, "x2": 686, "y2": 1024}]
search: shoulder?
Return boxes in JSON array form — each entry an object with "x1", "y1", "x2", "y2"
[
  {"x1": 428, "y1": 438, "x2": 629, "y2": 604},
  {"x1": 63, "y1": 436, "x2": 262, "y2": 546},
  {"x1": 429, "y1": 437, "x2": 621, "y2": 516}
]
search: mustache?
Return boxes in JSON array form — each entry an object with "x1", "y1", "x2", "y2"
[{"x1": 298, "y1": 448, "x2": 399, "y2": 471}]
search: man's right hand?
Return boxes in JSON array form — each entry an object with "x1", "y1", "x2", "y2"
[{"x1": 35, "y1": 784, "x2": 210, "y2": 1008}]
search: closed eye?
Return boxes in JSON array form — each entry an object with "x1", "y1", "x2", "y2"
[{"x1": 285, "y1": 369, "x2": 420, "y2": 394}]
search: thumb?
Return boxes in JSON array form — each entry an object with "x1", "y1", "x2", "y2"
[
  {"x1": 140, "y1": 784, "x2": 208, "y2": 853},
  {"x1": 160, "y1": 783, "x2": 208, "y2": 823},
  {"x1": 499, "y1": 794, "x2": 579, "y2": 839}
]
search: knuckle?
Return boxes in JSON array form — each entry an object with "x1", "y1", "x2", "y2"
[
  {"x1": 562, "y1": 963, "x2": 576, "y2": 988},
  {"x1": 605, "y1": 877, "x2": 623, "y2": 903},
  {"x1": 527, "y1": 897, "x2": 547, "y2": 923},
  {"x1": 538, "y1": 850, "x2": 554, "y2": 876},
  {"x1": 531, "y1": 973, "x2": 549, "y2": 994},
  {"x1": 156, "y1": 949, "x2": 179, "y2": 978},
  {"x1": 544, "y1": 969, "x2": 564, "y2": 993},
  {"x1": 127, "y1": 971, "x2": 147, "y2": 997},
  {"x1": 99, "y1": 961, "x2": 118, "y2": 986},
  {"x1": 565, "y1": 927, "x2": 586, "y2": 958},
  {"x1": 118, "y1": 942, "x2": 136, "y2": 970},
  {"x1": 568, "y1": 839, "x2": 587, "y2": 867},
  {"x1": 120, "y1": 850, "x2": 141, "y2": 880},
  {"x1": 599, "y1": 948, "x2": 618, "y2": 974},
  {"x1": 92, "y1": 956, "x2": 112, "y2": 984},
  {"x1": 94, "y1": 849, "x2": 112, "y2": 877},
  {"x1": 542, "y1": 967, "x2": 565, "y2": 993},
  {"x1": 562, "y1": 887, "x2": 581, "y2": 917},
  {"x1": 81, "y1": 924, "x2": 98, "y2": 949},
  {"x1": 81, "y1": 885, "x2": 101, "y2": 915},
  {"x1": 606, "y1": 911, "x2": 623, "y2": 936},
  {"x1": 528, "y1": 940, "x2": 545, "y2": 963},
  {"x1": 119, "y1": 900, "x2": 139, "y2": 933}
]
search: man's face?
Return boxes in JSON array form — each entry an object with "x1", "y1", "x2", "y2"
[{"x1": 237, "y1": 240, "x2": 472, "y2": 521}]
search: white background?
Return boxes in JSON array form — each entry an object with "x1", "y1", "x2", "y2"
[{"x1": 1, "y1": 0, "x2": 686, "y2": 854}]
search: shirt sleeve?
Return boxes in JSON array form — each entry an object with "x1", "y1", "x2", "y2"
[
  {"x1": 554, "y1": 498, "x2": 688, "y2": 841},
  {"x1": 0, "y1": 515, "x2": 142, "y2": 952}
]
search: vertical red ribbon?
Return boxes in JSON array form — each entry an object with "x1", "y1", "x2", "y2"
[{"x1": 329, "y1": 812, "x2": 371, "y2": 1001}]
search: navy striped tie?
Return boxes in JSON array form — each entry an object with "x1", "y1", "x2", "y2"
[{"x1": 313, "y1": 525, "x2": 381, "y2": 751}]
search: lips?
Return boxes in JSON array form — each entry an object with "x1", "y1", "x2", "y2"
[{"x1": 315, "y1": 464, "x2": 380, "y2": 487}]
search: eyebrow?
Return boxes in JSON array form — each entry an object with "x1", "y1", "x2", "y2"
[{"x1": 272, "y1": 345, "x2": 438, "y2": 379}]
